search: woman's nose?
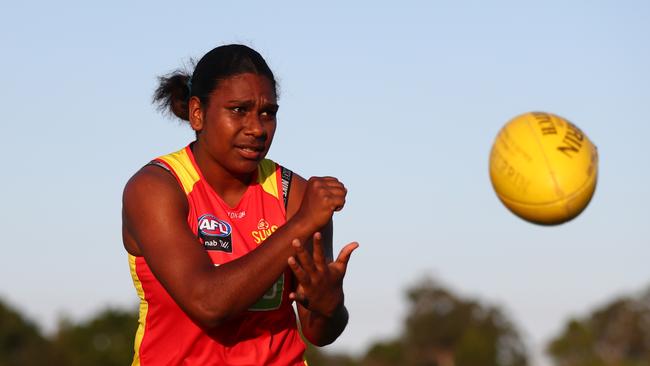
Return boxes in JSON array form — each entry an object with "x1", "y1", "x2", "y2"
[{"x1": 244, "y1": 114, "x2": 265, "y2": 138}]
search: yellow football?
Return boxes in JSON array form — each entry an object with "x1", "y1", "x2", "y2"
[{"x1": 489, "y1": 112, "x2": 598, "y2": 225}]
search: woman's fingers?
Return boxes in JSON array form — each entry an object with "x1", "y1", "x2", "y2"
[
  {"x1": 288, "y1": 237, "x2": 359, "y2": 315},
  {"x1": 288, "y1": 255, "x2": 310, "y2": 286},
  {"x1": 312, "y1": 232, "x2": 327, "y2": 272},
  {"x1": 312, "y1": 177, "x2": 347, "y2": 211},
  {"x1": 292, "y1": 238, "x2": 316, "y2": 273},
  {"x1": 289, "y1": 291, "x2": 309, "y2": 308},
  {"x1": 335, "y1": 242, "x2": 359, "y2": 268}
]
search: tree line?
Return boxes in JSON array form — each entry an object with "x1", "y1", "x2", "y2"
[{"x1": 2, "y1": 278, "x2": 649, "y2": 366}]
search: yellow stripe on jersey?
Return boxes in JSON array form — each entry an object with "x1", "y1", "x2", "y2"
[
  {"x1": 258, "y1": 159, "x2": 279, "y2": 199},
  {"x1": 158, "y1": 148, "x2": 201, "y2": 195},
  {"x1": 129, "y1": 255, "x2": 148, "y2": 366}
]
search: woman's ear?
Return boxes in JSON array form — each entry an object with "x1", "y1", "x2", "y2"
[{"x1": 188, "y1": 96, "x2": 203, "y2": 132}]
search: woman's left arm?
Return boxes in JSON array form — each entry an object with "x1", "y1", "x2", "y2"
[
  {"x1": 286, "y1": 174, "x2": 358, "y2": 346},
  {"x1": 289, "y1": 228, "x2": 358, "y2": 346}
]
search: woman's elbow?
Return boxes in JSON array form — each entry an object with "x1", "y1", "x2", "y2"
[{"x1": 187, "y1": 301, "x2": 233, "y2": 329}]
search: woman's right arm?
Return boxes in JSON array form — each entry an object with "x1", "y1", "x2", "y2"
[{"x1": 122, "y1": 165, "x2": 345, "y2": 329}]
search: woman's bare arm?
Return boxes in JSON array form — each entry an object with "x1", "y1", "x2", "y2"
[
  {"x1": 122, "y1": 165, "x2": 344, "y2": 329},
  {"x1": 285, "y1": 174, "x2": 358, "y2": 346}
]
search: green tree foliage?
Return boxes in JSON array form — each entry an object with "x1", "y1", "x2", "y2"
[
  {"x1": 359, "y1": 277, "x2": 528, "y2": 366},
  {"x1": 304, "y1": 342, "x2": 360, "y2": 366},
  {"x1": 49, "y1": 308, "x2": 138, "y2": 366},
  {"x1": 0, "y1": 298, "x2": 51, "y2": 366},
  {"x1": 362, "y1": 339, "x2": 405, "y2": 366},
  {"x1": 2, "y1": 277, "x2": 530, "y2": 366},
  {"x1": 547, "y1": 288, "x2": 650, "y2": 366},
  {"x1": 403, "y1": 277, "x2": 528, "y2": 366}
]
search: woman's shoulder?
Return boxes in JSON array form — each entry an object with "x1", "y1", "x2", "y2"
[
  {"x1": 123, "y1": 163, "x2": 186, "y2": 209},
  {"x1": 122, "y1": 163, "x2": 189, "y2": 256}
]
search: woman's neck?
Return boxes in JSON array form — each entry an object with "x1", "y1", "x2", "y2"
[{"x1": 191, "y1": 142, "x2": 254, "y2": 207}]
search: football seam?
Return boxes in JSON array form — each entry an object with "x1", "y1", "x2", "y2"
[{"x1": 524, "y1": 114, "x2": 570, "y2": 216}]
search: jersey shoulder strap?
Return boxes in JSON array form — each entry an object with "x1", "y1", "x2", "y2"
[
  {"x1": 280, "y1": 165, "x2": 293, "y2": 210},
  {"x1": 146, "y1": 151, "x2": 293, "y2": 208},
  {"x1": 145, "y1": 146, "x2": 200, "y2": 195},
  {"x1": 257, "y1": 159, "x2": 293, "y2": 210}
]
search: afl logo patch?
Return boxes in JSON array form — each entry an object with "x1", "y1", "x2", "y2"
[{"x1": 197, "y1": 214, "x2": 233, "y2": 253}]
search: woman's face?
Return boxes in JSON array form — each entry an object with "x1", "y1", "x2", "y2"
[{"x1": 191, "y1": 73, "x2": 278, "y2": 178}]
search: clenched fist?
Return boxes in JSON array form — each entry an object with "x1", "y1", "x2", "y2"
[{"x1": 293, "y1": 177, "x2": 347, "y2": 233}]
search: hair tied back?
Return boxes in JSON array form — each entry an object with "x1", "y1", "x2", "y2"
[{"x1": 186, "y1": 77, "x2": 193, "y2": 100}]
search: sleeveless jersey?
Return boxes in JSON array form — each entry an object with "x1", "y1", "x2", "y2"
[{"x1": 128, "y1": 145, "x2": 306, "y2": 366}]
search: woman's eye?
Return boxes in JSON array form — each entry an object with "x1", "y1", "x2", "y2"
[
  {"x1": 261, "y1": 110, "x2": 276, "y2": 119},
  {"x1": 260, "y1": 107, "x2": 278, "y2": 119},
  {"x1": 231, "y1": 107, "x2": 244, "y2": 114}
]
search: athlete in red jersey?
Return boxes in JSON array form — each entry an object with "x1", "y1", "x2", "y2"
[{"x1": 122, "y1": 44, "x2": 358, "y2": 365}]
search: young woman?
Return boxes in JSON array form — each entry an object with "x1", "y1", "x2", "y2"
[{"x1": 122, "y1": 44, "x2": 358, "y2": 365}]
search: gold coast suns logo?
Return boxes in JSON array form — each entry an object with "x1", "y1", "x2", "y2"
[{"x1": 251, "y1": 218, "x2": 278, "y2": 244}]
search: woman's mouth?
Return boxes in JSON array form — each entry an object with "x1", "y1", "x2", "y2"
[{"x1": 236, "y1": 145, "x2": 264, "y2": 160}]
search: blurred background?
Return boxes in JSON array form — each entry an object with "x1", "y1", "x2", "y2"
[{"x1": 1, "y1": 1, "x2": 649, "y2": 365}]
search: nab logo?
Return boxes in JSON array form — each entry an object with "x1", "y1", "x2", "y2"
[{"x1": 198, "y1": 214, "x2": 233, "y2": 253}]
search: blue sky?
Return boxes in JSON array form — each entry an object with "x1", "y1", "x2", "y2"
[{"x1": 1, "y1": 1, "x2": 649, "y2": 365}]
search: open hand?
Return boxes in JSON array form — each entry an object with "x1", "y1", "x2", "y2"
[{"x1": 287, "y1": 232, "x2": 358, "y2": 317}]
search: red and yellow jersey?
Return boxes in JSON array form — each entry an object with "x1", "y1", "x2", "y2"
[{"x1": 128, "y1": 145, "x2": 306, "y2": 366}]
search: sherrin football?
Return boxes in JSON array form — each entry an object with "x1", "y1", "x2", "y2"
[{"x1": 489, "y1": 112, "x2": 598, "y2": 225}]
